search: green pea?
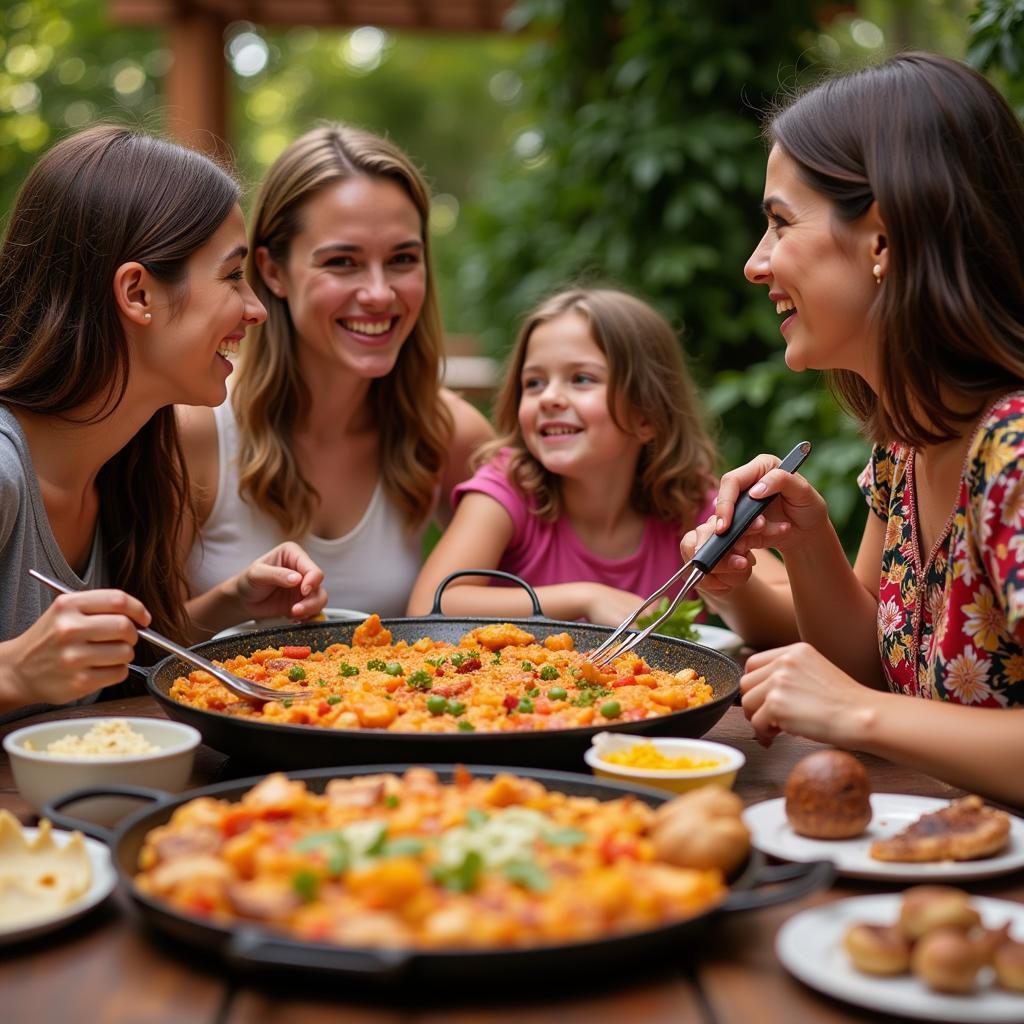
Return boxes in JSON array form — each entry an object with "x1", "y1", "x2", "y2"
[
  {"x1": 599, "y1": 701, "x2": 622, "y2": 719},
  {"x1": 547, "y1": 686, "x2": 567, "y2": 701},
  {"x1": 457, "y1": 720, "x2": 476, "y2": 732},
  {"x1": 287, "y1": 665, "x2": 306, "y2": 682},
  {"x1": 326, "y1": 695, "x2": 341, "y2": 705},
  {"x1": 384, "y1": 661, "x2": 403, "y2": 676},
  {"x1": 516, "y1": 697, "x2": 535, "y2": 713},
  {"x1": 426, "y1": 695, "x2": 449, "y2": 716},
  {"x1": 447, "y1": 700, "x2": 466, "y2": 717}
]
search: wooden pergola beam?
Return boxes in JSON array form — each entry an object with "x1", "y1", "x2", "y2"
[
  {"x1": 109, "y1": 1, "x2": 514, "y2": 154},
  {"x1": 110, "y1": 1, "x2": 513, "y2": 32}
]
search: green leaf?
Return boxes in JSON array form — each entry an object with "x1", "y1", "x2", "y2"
[
  {"x1": 636, "y1": 597, "x2": 703, "y2": 641},
  {"x1": 503, "y1": 859, "x2": 551, "y2": 892},
  {"x1": 543, "y1": 826, "x2": 588, "y2": 846}
]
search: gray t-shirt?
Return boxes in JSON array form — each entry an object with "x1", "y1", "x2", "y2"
[{"x1": 0, "y1": 405, "x2": 107, "y2": 724}]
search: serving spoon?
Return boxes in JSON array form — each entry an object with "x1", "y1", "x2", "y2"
[{"x1": 29, "y1": 568, "x2": 316, "y2": 703}]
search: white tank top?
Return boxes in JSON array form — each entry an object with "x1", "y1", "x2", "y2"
[{"x1": 187, "y1": 399, "x2": 425, "y2": 617}]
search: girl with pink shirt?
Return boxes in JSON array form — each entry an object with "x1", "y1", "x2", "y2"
[{"x1": 408, "y1": 287, "x2": 794, "y2": 646}]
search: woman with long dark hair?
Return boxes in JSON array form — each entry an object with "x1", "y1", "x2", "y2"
[
  {"x1": 683, "y1": 53, "x2": 1024, "y2": 805},
  {"x1": 0, "y1": 125, "x2": 325, "y2": 720}
]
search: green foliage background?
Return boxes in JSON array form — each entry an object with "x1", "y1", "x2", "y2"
[{"x1": 0, "y1": 0, "x2": 1014, "y2": 559}]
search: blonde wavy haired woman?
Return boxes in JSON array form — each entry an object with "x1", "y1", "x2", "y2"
[{"x1": 179, "y1": 124, "x2": 492, "y2": 617}]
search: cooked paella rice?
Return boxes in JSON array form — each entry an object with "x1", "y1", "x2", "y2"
[
  {"x1": 134, "y1": 768, "x2": 727, "y2": 948},
  {"x1": 169, "y1": 616, "x2": 713, "y2": 733}
]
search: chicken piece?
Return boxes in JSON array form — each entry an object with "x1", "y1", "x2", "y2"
[
  {"x1": 227, "y1": 879, "x2": 302, "y2": 921},
  {"x1": 543, "y1": 632, "x2": 575, "y2": 652},
  {"x1": 462, "y1": 623, "x2": 536, "y2": 651},
  {"x1": 151, "y1": 826, "x2": 222, "y2": 863},
  {"x1": 352, "y1": 614, "x2": 393, "y2": 647},
  {"x1": 325, "y1": 777, "x2": 388, "y2": 808},
  {"x1": 242, "y1": 772, "x2": 307, "y2": 811}
]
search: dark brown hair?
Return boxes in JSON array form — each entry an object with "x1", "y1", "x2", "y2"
[
  {"x1": 481, "y1": 287, "x2": 716, "y2": 524},
  {"x1": 0, "y1": 124, "x2": 239, "y2": 640},
  {"x1": 768, "y1": 51, "x2": 1024, "y2": 446},
  {"x1": 235, "y1": 123, "x2": 452, "y2": 536}
]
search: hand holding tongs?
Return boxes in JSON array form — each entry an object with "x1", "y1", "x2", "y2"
[
  {"x1": 29, "y1": 568, "x2": 316, "y2": 702},
  {"x1": 587, "y1": 441, "x2": 812, "y2": 667}
]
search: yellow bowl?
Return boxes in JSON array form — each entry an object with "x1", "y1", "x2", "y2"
[{"x1": 583, "y1": 733, "x2": 745, "y2": 794}]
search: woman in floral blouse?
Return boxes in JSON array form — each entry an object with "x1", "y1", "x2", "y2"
[{"x1": 682, "y1": 53, "x2": 1024, "y2": 805}]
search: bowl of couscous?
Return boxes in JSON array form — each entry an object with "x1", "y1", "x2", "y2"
[
  {"x1": 583, "y1": 732, "x2": 745, "y2": 794},
  {"x1": 4, "y1": 717, "x2": 201, "y2": 826}
]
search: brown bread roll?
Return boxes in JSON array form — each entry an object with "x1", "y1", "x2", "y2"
[{"x1": 784, "y1": 749, "x2": 872, "y2": 839}]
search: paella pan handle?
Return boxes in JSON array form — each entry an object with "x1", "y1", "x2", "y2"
[
  {"x1": 719, "y1": 858, "x2": 834, "y2": 913},
  {"x1": 430, "y1": 569, "x2": 546, "y2": 618},
  {"x1": 228, "y1": 927, "x2": 412, "y2": 977},
  {"x1": 43, "y1": 783, "x2": 174, "y2": 844}
]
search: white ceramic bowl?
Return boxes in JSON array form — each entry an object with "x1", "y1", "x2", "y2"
[
  {"x1": 584, "y1": 732, "x2": 746, "y2": 794},
  {"x1": 3, "y1": 717, "x2": 201, "y2": 827}
]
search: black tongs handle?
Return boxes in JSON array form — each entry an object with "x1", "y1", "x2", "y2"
[{"x1": 691, "y1": 441, "x2": 812, "y2": 574}]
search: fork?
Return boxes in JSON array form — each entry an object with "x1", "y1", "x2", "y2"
[
  {"x1": 29, "y1": 569, "x2": 316, "y2": 703},
  {"x1": 587, "y1": 441, "x2": 812, "y2": 667}
]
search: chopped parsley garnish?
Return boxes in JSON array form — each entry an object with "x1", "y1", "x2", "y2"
[
  {"x1": 539, "y1": 665, "x2": 559, "y2": 681},
  {"x1": 337, "y1": 662, "x2": 359, "y2": 677},
  {"x1": 406, "y1": 670, "x2": 433, "y2": 691}
]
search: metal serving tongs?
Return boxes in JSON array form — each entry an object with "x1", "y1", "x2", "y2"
[
  {"x1": 29, "y1": 568, "x2": 316, "y2": 703},
  {"x1": 587, "y1": 441, "x2": 812, "y2": 668}
]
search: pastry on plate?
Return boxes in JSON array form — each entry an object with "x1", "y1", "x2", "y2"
[
  {"x1": 897, "y1": 885, "x2": 981, "y2": 941},
  {"x1": 843, "y1": 922, "x2": 912, "y2": 975},
  {"x1": 869, "y1": 795, "x2": 1010, "y2": 862}
]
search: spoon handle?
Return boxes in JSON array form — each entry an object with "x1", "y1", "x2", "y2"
[{"x1": 29, "y1": 569, "x2": 220, "y2": 672}]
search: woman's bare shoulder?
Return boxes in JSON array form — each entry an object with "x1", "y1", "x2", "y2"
[
  {"x1": 175, "y1": 404, "x2": 219, "y2": 522},
  {"x1": 436, "y1": 388, "x2": 495, "y2": 514},
  {"x1": 440, "y1": 388, "x2": 494, "y2": 446}
]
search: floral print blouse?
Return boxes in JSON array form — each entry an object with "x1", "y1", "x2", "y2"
[{"x1": 857, "y1": 392, "x2": 1024, "y2": 706}]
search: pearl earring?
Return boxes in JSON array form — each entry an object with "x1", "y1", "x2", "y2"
[
  {"x1": 144, "y1": 312, "x2": 152, "y2": 320},
  {"x1": 872, "y1": 264, "x2": 883, "y2": 285}
]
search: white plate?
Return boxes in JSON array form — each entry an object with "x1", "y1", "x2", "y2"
[
  {"x1": 691, "y1": 623, "x2": 743, "y2": 657},
  {"x1": 211, "y1": 607, "x2": 368, "y2": 640},
  {"x1": 0, "y1": 828, "x2": 116, "y2": 945},
  {"x1": 777, "y1": 893, "x2": 1024, "y2": 1022},
  {"x1": 744, "y1": 794, "x2": 1024, "y2": 881}
]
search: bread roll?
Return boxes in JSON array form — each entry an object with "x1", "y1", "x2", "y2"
[
  {"x1": 843, "y1": 923, "x2": 911, "y2": 975},
  {"x1": 994, "y1": 938, "x2": 1024, "y2": 992},
  {"x1": 898, "y1": 885, "x2": 980, "y2": 941},
  {"x1": 911, "y1": 927, "x2": 985, "y2": 994},
  {"x1": 784, "y1": 750, "x2": 872, "y2": 839}
]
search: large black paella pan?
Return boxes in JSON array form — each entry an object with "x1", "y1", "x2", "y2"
[{"x1": 147, "y1": 573, "x2": 741, "y2": 769}]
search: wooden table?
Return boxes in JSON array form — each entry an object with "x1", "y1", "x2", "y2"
[{"x1": 2, "y1": 698, "x2": 1019, "y2": 1024}]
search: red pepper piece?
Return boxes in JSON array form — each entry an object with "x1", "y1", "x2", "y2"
[{"x1": 281, "y1": 645, "x2": 311, "y2": 659}]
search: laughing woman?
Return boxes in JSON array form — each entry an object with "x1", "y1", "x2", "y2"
[
  {"x1": 0, "y1": 126, "x2": 326, "y2": 721},
  {"x1": 181, "y1": 125, "x2": 493, "y2": 617},
  {"x1": 681, "y1": 53, "x2": 1024, "y2": 806}
]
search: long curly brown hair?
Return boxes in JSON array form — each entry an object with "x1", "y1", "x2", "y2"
[
  {"x1": 233, "y1": 124, "x2": 452, "y2": 537},
  {"x1": 479, "y1": 287, "x2": 717, "y2": 526}
]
